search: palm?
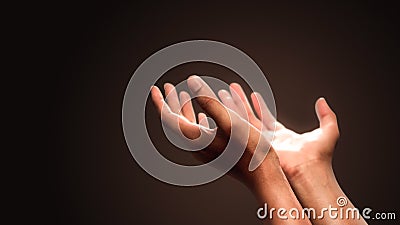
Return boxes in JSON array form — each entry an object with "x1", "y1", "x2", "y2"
[
  {"x1": 150, "y1": 83, "x2": 228, "y2": 161},
  {"x1": 220, "y1": 83, "x2": 339, "y2": 176},
  {"x1": 271, "y1": 125, "x2": 330, "y2": 175}
]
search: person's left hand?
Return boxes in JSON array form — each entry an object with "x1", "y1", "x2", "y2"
[{"x1": 150, "y1": 76, "x2": 281, "y2": 186}]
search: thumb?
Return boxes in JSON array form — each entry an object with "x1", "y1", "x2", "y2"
[{"x1": 315, "y1": 97, "x2": 339, "y2": 137}]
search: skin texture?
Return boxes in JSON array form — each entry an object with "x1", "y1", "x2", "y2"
[
  {"x1": 151, "y1": 75, "x2": 367, "y2": 224},
  {"x1": 220, "y1": 83, "x2": 368, "y2": 225},
  {"x1": 151, "y1": 76, "x2": 310, "y2": 224}
]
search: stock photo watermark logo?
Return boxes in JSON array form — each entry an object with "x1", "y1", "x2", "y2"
[
  {"x1": 122, "y1": 40, "x2": 276, "y2": 186},
  {"x1": 257, "y1": 196, "x2": 397, "y2": 221}
]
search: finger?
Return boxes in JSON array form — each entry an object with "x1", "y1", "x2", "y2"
[
  {"x1": 187, "y1": 76, "x2": 264, "y2": 147},
  {"x1": 151, "y1": 86, "x2": 201, "y2": 139},
  {"x1": 315, "y1": 97, "x2": 339, "y2": 137},
  {"x1": 229, "y1": 83, "x2": 263, "y2": 127},
  {"x1": 164, "y1": 83, "x2": 181, "y2": 114},
  {"x1": 187, "y1": 75, "x2": 232, "y2": 134},
  {"x1": 229, "y1": 83, "x2": 256, "y2": 117},
  {"x1": 150, "y1": 85, "x2": 165, "y2": 114},
  {"x1": 179, "y1": 91, "x2": 196, "y2": 123},
  {"x1": 218, "y1": 89, "x2": 241, "y2": 113},
  {"x1": 226, "y1": 87, "x2": 247, "y2": 118},
  {"x1": 250, "y1": 92, "x2": 277, "y2": 130},
  {"x1": 198, "y1": 112, "x2": 209, "y2": 128}
]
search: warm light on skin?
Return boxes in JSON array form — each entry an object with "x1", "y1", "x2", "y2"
[
  {"x1": 151, "y1": 76, "x2": 366, "y2": 225},
  {"x1": 216, "y1": 83, "x2": 366, "y2": 224},
  {"x1": 266, "y1": 128, "x2": 323, "y2": 152},
  {"x1": 151, "y1": 76, "x2": 313, "y2": 225}
]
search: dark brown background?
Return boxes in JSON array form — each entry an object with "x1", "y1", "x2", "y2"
[{"x1": 47, "y1": 1, "x2": 399, "y2": 224}]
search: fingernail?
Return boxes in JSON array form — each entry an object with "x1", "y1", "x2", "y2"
[
  {"x1": 318, "y1": 97, "x2": 328, "y2": 106},
  {"x1": 164, "y1": 83, "x2": 172, "y2": 89},
  {"x1": 188, "y1": 75, "x2": 202, "y2": 92},
  {"x1": 179, "y1": 91, "x2": 189, "y2": 99},
  {"x1": 218, "y1": 89, "x2": 230, "y2": 98},
  {"x1": 230, "y1": 83, "x2": 240, "y2": 88}
]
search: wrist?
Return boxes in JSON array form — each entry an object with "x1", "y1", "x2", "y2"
[
  {"x1": 249, "y1": 155, "x2": 312, "y2": 224},
  {"x1": 286, "y1": 159, "x2": 344, "y2": 209},
  {"x1": 245, "y1": 149, "x2": 286, "y2": 194},
  {"x1": 284, "y1": 159, "x2": 367, "y2": 225},
  {"x1": 285, "y1": 158, "x2": 333, "y2": 183}
]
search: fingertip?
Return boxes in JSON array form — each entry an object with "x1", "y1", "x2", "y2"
[
  {"x1": 164, "y1": 83, "x2": 175, "y2": 94},
  {"x1": 250, "y1": 92, "x2": 262, "y2": 114},
  {"x1": 179, "y1": 90, "x2": 189, "y2": 98},
  {"x1": 187, "y1": 75, "x2": 203, "y2": 93},
  {"x1": 179, "y1": 91, "x2": 192, "y2": 106},
  {"x1": 229, "y1": 83, "x2": 242, "y2": 92},
  {"x1": 163, "y1": 82, "x2": 172, "y2": 89},
  {"x1": 150, "y1": 86, "x2": 165, "y2": 114},
  {"x1": 218, "y1": 89, "x2": 227, "y2": 94},
  {"x1": 188, "y1": 74, "x2": 200, "y2": 79},
  {"x1": 150, "y1": 85, "x2": 162, "y2": 97},
  {"x1": 315, "y1": 97, "x2": 338, "y2": 130},
  {"x1": 198, "y1": 112, "x2": 209, "y2": 128},
  {"x1": 250, "y1": 92, "x2": 259, "y2": 106},
  {"x1": 198, "y1": 112, "x2": 206, "y2": 118},
  {"x1": 250, "y1": 92, "x2": 259, "y2": 101},
  {"x1": 218, "y1": 89, "x2": 230, "y2": 98},
  {"x1": 228, "y1": 85, "x2": 239, "y2": 98},
  {"x1": 315, "y1": 97, "x2": 332, "y2": 116},
  {"x1": 230, "y1": 82, "x2": 240, "y2": 88},
  {"x1": 316, "y1": 97, "x2": 326, "y2": 107},
  {"x1": 250, "y1": 92, "x2": 264, "y2": 106}
]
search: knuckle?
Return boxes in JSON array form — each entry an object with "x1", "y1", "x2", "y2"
[{"x1": 199, "y1": 96, "x2": 216, "y2": 109}]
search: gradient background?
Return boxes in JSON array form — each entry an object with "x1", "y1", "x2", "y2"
[{"x1": 47, "y1": 1, "x2": 399, "y2": 224}]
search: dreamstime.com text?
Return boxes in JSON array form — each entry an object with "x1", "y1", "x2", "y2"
[{"x1": 257, "y1": 197, "x2": 396, "y2": 221}]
